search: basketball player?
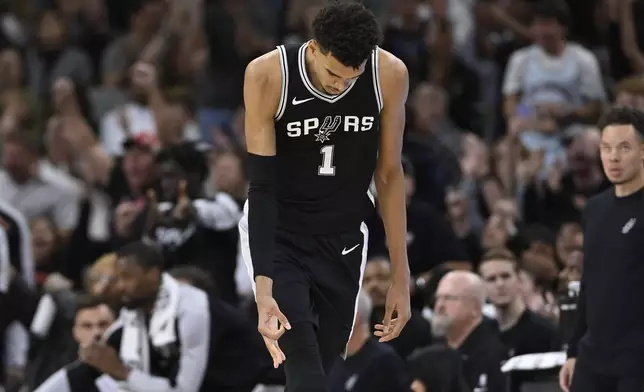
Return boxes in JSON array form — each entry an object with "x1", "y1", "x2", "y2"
[{"x1": 238, "y1": 3, "x2": 411, "y2": 391}]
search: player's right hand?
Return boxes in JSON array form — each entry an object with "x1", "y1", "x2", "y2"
[
  {"x1": 256, "y1": 295, "x2": 291, "y2": 368},
  {"x1": 558, "y1": 358, "x2": 576, "y2": 392}
]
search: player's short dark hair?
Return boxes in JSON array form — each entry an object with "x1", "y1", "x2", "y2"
[
  {"x1": 597, "y1": 106, "x2": 644, "y2": 140},
  {"x1": 312, "y1": 2, "x2": 382, "y2": 69},
  {"x1": 117, "y1": 241, "x2": 164, "y2": 270},
  {"x1": 75, "y1": 294, "x2": 107, "y2": 315},
  {"x1": 531, "y1": 0, "x2": 570, "y2": 27},
  {"x1": 169, "y1": 266, "x2": 216, "y2": 293}
]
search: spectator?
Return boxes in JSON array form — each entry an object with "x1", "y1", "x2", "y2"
[
  {"x1": 170, "y1": 265, "x2": 268, "y2": 392},
  {"x1": 403, "y1": 83, "x2": 462, "y2": 210},
  {"x1": 329, "y1": 290, "x2": 410, "y2": 392},
  {"x1": 25, "y1": 294, "x2": 115, "y2": 391},
  {"x1": 502, "y1": 0, "x2": 606, "y2": 170},
  {"x1": 35, "y1": 241, "x2": 214, "y2": 392},
  {"x1": 479, "y1": 247, "x2": 561, "y2": 391},
  {"x1": 99, "y1": 62, "x2": 200, "y2": 157},
  {"x1": 27, "y1": 9, "x2": 94, "y2": 101},
  {"x1": 0, "y1": 130, "x2": 80, "y2": 238},
  {"x1": 100, "y1": 0, "x2": 164, "y2": 88},
  {"x1": 431, "y1": 271, "x2": 508, "y2": 391},
  {"x1": 143, "y1": 141, "x2": 242, "y2": 303}
]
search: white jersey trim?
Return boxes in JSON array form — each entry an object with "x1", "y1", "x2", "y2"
[
  {"x1": 239, "y1": 201, "x2": 256, "y2": 298},
  {"x1": 371, "y1": 48, "x2": 383, "y2": 112},
  {"x1": 0, "y1": 198, "x2": 34, "y2": 287},
  {"x1": 275, "y1": 45, "x2": 289, "y2": 121},
  {"x1": 343, "y1": 221, "x2": 369, "y2": 359},
  {"x1": 298, "y1": 41, "x2": 358, "y2": 104}
]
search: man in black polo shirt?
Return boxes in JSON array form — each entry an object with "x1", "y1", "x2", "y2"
[{"x1": 432, "y1": 271, "x2": 508, "y2": 391}]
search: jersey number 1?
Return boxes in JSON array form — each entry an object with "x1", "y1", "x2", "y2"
[{"x1": 318, "y1": 145, "x2": 336, "y2": 176}]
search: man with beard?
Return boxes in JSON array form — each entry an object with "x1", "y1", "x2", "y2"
[
  {"x1": 431, "y1": 271, "x2": 507, "y2": 391},
  {"x1": 479, "y1": 248, "x2": 561, "y2": 391},
  {"x1": 35, "y1": 241, "x2": 214, "y2": 392}
]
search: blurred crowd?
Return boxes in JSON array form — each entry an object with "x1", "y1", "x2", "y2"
[{"x1": 0, "y1": 0, "x2": 641, "y2": 390}]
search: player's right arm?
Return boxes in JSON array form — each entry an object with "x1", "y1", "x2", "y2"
[
  {"x1": 244, "y1": 52, "x2": 291, "y2": 368},
  {"x1": 243, "y1": 50, "x2": 282, "y2": 297}
]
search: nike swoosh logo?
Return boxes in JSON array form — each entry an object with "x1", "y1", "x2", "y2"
[
  {"x1": 342, "y1": 244, "x2": 360, "y2": 256},
  {"x1": 292, "y1": 97, "x2": 314, "y2": 105}
]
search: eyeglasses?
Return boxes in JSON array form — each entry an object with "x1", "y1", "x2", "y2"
[{"x1": 434, "y1": 294, "x2": 464, "y2": 302}]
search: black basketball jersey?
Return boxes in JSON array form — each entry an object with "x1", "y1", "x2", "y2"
[{"x1": 273, "y1": 41, "x2": 383, "y2": 234}]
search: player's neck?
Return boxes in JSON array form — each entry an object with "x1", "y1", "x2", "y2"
[
  {"x1": 304, "y1": 46, "x2": 325, "y2": 93},
  {"x1": 615, "y1": 170, "x2": 644, "y2": 197},
  {"x1": 495, "y1": 298, "x2": 525, "y2": 332}
]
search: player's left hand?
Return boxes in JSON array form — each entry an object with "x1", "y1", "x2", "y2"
[
  {"x1": 374, "y1": 277, "x2": 411, "y2": 342},
  {"x1": 79, "y1": 341, "x2": 129, "y2": 380}
]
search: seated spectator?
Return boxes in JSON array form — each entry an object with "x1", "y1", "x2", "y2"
[
  {"x1": 502, "y1": 0, "x2": 605, "y2": 171},
  {"x1": 31, "y1": 216, "x2": 66, "y2": 289},
  {"x1": 614, "y1": 75, "x2": 644, "y2": 110},
  {"x1": 479, "y1": 248, "x2": 561, "y2": 392},
  {"x1": 431, "y1": 271, "x2": 508, "y2": 391},
  {"x1": 26, "y1": 295, "x2": 115, "y2": 391},
  {"x1": 170, "y1": 265, "x2": 268, "y2": 392},
  {"x1": 0, "y1": 130, "x2": 81, "y2": 240},
  {"x1": 23, "y1": 251, "x2": 120, "y2": 388},
  {"x1": 35, "y1": 242, "x2": 215, "y2": 392},
  {"x1": 329, "y1": 290, "x2": 409, "y2": 392}
]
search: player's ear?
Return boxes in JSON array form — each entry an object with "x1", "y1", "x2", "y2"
[
  {"x1": 310, "y1": 40, "x2": 324, "y2": 56},
  {"x1": 310, "y1": 40, "x2": 319, "y2": 52}
]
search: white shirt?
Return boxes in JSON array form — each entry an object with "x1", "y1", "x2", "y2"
[{"x1": 100, "y1": 103, "x2": 201, "y2": 156}]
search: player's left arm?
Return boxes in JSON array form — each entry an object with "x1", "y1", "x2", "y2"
[
  {"x1": 375, "y1": 50, "x2": 410, "y2": 283},
  {"x1": 374, "y1": 50, "x2": 411, "y2": 340}
]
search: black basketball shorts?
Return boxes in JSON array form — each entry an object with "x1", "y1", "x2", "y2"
[{"x1": 239, "y1": 214, "x2": 369, "y2": 351}]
